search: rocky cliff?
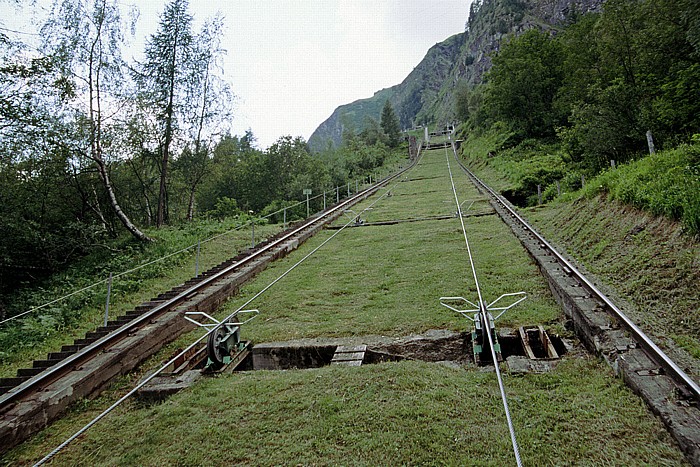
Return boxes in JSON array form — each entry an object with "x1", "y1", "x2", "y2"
[{"x1": 308, "y1": 0, "x2": 603, "y2": 152}]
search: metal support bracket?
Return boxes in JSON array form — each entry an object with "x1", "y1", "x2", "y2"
[
  {"x1": 439, "y1": 292, "x2": 526, "y2": 365},
  {"x1": 343, "y1": 208, "x2": 371, "y2": 226},
  {"x1": 439, "y1": 296, "x2": 479, "y2": 321}
]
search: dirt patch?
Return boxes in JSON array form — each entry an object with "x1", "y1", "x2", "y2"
[{"x1": 243, "y1": 329, "x2": 568, "y2": 371}]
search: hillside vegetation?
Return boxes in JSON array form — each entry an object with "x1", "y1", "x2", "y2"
[
  {"x1": 0, "y1": 0, "x2": 413, "y2": 309},
  {"x1": 308, "y1": 0, "x2": 604, "y2": 150},
  {"x1": 311, "y1": 0, "x2": 699, "y2": 238},
  {"x1": 456, "y1": 0, "x2": 699, "y2": 235},
  {"x1": 6, "y1": 146, "x2": 687, "y2": 466}
]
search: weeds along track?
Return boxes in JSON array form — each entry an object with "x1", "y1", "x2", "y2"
[
  {"x1": 4, "y1": 138, "x2": 698, "y2": 465},
  {"x1": 448, "y1": 140, "x2": 700, "y2": 464},
  {"x1": 0, "y1": 153, "x2": 420, "y2": 454}
]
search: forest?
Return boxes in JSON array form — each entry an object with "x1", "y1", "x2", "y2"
[
  {"x1": 455, "y1": 0, "x2": 700, "y2": 232},
  {"x1": 0, "y1": 0, "x2": 404, "y2": 297}
]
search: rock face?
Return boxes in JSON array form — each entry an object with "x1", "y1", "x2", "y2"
[{"x1": 308, "y1": 0, "x2": 603, "y2": 152}]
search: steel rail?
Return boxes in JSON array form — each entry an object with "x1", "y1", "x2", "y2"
[
  {"x1": 35, "y1": 165, "x2": 411, "y2": 466},
  {"x1": 443, "y1": 144, "x2": 523, "y2": 467},
  {"x1": 0, "y1": 159, "x2": 417, "y2": 410},
  {"x1": 34, "y1": 152, "x2": 423, "y2": 466},
  {"x1": 450, "y1": 141, "x2": 700, "y2": 401}
]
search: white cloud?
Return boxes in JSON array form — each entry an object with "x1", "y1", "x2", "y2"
[{"x1": 1, "y1": 0, "x2": 471, "y2": 148}]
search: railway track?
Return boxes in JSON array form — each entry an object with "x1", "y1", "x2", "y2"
[
  {"x1": 447, "y1": 139, "x2": 700, "y2": 464},
  {"x1": 4, "y1": 137, "x2": 698, "y2": 464},
  {"x1": 0, "y1": 152, "x2": 420, "y2": 454}
]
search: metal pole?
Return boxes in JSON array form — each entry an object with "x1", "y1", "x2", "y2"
[
  {"x1": 104, "y1": 272, "x2": 113, "y2": 327},
  {"x1": 537, "y1": 185, "x2": 542, "y2": 205},
  {"x1": 251, "y1": 221, "x2": 255, "y2": 248},
  {"x1": 611, "y1": 159, "x2": 616, "y2": 169},
  {"x1": 195, "y1": 240, "x2": 200, "y2": 277},
  {"x1": 306, "y1": 193, "x2": 310, "y2": 218},
  {"x1": 355, "y1": 180, "x2": 358, "y2": 192},
  {"x1": 336, "y1": 186, "x2": 339, "y2": 203},
  {"x1": 283, "y1": 207, "x2": 287, "y2": 228},
  {"x1": 347, "y1": 182, "x2": 350, "y2": 196},
  {"x1": 556, "y1": 180, "x2": 561, "y2": 196},
  {"x1": 323, "y1": 191, "x2": 326, "y2": 211}
]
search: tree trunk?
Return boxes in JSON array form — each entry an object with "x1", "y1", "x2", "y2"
[
  {"x1": 156, "y1": 17, "x2": 180, "y2": 228},
  {"x1": 89, "y1": 8, "x2": 152, "y2": 242},
  {"x1": 186, "y1": 184, "x2": 196, "y2": 221},
  {"x1": 185, "y1": 55, "x2": 211, "y2": 223},
  {"x1": 144, "y1": 192, "x2": 153, "y2": 227},
  {"x1": 95, "y1": 158, "x2": 152, "y2": 242},
  {"x1": 156, "y1": 132, "x2": 170, "y2": 227},
  {"x1": 91, "y1": 185, "x2": 109, "y2": 233},
  {"x1": 126, "y1": 157, "x2": 154, "y2": 226}
]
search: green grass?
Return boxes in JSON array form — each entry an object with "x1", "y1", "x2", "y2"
[
  {"x1": 222, "y1": 148, "x2": 561, "y2": 343},
  {"x1": 527, "y1": 195, "x2": 700, "y2": 370},
  {"x1": 6, "y1": 359, "x2": 685, "y2": 466},
  {"x1": 578, "y1": 144, "x2": 700, "y2": 235},
  {"x1": 461, "y1": 127, "x2": 700, "y2": 235},
  {"x1": 458, "y1": 130, "x2": 568, "y2": 206},
  {"x1": 0, "y1": 220, "x2": 283, "y2": 378},
  {"x1": 460, "y1": 129, "x2": 699, "y2": 363},
  {"x1": 2, "y1": 147, "x2": 689, "y2": 465}
]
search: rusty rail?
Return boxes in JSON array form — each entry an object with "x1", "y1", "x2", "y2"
[
  {"x1": 0, "y1": 158, "x2": 418, "y2": 412},
  {"x1": 450, "y1": 141, "x2": 700, "y2": 402}
]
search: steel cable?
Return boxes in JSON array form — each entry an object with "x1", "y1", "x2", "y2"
[
  {"x1": 443, "y1": 142, "x2": 523, "y2": 467},
  {"x1": 33, "y1": 162, "x2": 413, "y2": 466}
]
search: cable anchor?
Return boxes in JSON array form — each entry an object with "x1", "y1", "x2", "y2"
[
  {"x1": 439, "y1": 292, "x2": 526, "y2": 365},
  {"x1": 184, "y1": 309, "x2": 259, "y2": 370}
]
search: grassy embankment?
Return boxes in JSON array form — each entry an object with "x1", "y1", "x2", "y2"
[
  {"x1": 0, "y1": 219, "x2": 282, "y2": 379},
  {"x1": 4, "y1": 144, "x2": 686, "y2": 465},
  {"x1": 459, "y1": 130, "x2": 700, "y2": 368},
  {"x1": 0, "y1": 149, "x2": 411, "y2": 379}
]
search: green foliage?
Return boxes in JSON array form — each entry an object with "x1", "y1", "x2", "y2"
[
  {"x1": 474, "y1": 0, "x2": 700, "y2": 179},
  {"x1": 455, "y1": 83, "x2": 487, "y2": 131},
  {"x1": 459, "y1": 128, "x2": 568, "y2": 206},
  {"x1": 483, "y1": 29, "x2": 565, "y2": 139},
  {"x1": 580, "y1": 144, "x2": 700, "y2": 234},
  {"x1": 201, "y1": 135, "x2": 331, "y2": 214},
  {"x1": 358, "y1": 116, "x2": 388, "y2": 147},
  {"x1": 7, "y1": 146, "x2": 686, "y2": 465},
  {"x1": 211, "y1": 197, "x2": 240, "y2": 220},
  {"x1": 0, "y1": 215, "x2": 265, "y2": 368},
  {"x1": 380, "y1": 100, "x2": 401, "y2": 148}
]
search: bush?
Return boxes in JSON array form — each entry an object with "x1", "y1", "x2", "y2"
[
  {"x1": 212, "y1": 197, "x2": 241, "y2": 220},
  {"x1": 582, "y1": 144, "x2": 700, "y2": 234}
]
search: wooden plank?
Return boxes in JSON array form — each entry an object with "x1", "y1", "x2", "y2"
[
  {"x1": 331, "y1": 352, "x2": 365, "y2": 362},
  {"x1": 539, "y1": 325, "x2": 559, "y2": 359},
  {"x1": 335, "y1": 345, "x2": 367, "y2": 353},
  {"x1": 519, "y1": 327, "x2": 537, "y2": 360}
]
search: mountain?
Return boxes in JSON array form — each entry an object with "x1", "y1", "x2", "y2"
[{"x1": 308, "y1": 0, "x2": 603, "y2": 152}]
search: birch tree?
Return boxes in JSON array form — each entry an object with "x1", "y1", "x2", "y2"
[{"x1": 41, "y1": 0, "x2": 151, "y2": 242}]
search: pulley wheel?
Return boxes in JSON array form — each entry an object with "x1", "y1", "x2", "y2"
[{"x1": 207, "y1": 326, "x2": 228, "y2": 371}]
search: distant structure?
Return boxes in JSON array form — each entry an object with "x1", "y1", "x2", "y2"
[{"x1": 409, "y1": 135, "x2": 418, "y2": 160}]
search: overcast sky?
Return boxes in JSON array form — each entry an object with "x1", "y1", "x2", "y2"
[{"x1": 1, "y1": 0, "x2": 471, "y2": 148}]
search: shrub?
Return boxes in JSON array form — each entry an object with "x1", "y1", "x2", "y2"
[{"x1": 583, "y1": 144, "x2": 700, "y2": 234}]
